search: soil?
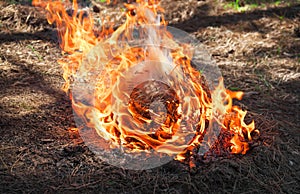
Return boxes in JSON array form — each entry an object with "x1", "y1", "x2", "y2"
[{"x1": 0, "y1": 0, "x2": 299, "y2": 193}]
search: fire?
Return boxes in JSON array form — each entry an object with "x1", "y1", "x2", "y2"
[{"x1": 33, "y1": 0, "x2": 258, "y2": 164}]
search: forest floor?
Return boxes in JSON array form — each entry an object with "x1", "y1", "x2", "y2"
[{"x1": 0, "y1": 0, "x2": 299, "y2": 193}]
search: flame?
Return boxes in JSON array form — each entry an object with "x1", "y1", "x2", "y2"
[{"x1": 33, "y1": 0, "x2": 259, "y2": 161}]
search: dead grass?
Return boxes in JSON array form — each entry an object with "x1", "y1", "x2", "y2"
[{"x1": 0, "y1": 0, "x2": 299, "y2": 193}]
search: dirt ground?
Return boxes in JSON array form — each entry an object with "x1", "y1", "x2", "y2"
[{"x1": 0, "y1": 0, "x2": 299, "y2": 193}]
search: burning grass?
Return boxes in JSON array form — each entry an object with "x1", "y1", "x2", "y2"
[
  {"x1": 0, "y1": 0, "x2": 299, "y2": 193},
  {"x1": 31, "y1": 0, "x2": 260, "y2": 168}
]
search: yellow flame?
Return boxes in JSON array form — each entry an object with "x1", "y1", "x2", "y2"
[{"x1": 33, "y1": 0, "x2": 258, "y2": 159}]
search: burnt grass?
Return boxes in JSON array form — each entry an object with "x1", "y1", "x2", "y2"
[{"x1": 0, "y1": 0, "x2": 299, "y2": 193}]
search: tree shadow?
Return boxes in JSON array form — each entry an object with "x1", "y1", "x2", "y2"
[
  {"x1": 0, "y1": 28, "x2": 58, "y2": 43},
  {"x1": 171, "y1": 4, "x2": 300, "y2": 33},
  {"x1": 0, "y1": 51, "x2": 64, "y2": 101}
]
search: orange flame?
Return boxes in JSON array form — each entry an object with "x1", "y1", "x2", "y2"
[{"x1": 33, "y1": 0, "x2": 259, "y2": 160}]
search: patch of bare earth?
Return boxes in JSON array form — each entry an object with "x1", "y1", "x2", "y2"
[{"x1": 0, "y1": 0, "x2": 299, "y2": 193}]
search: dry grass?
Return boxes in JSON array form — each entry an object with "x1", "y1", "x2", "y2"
[{"x1": 0, "y1": 0, "x2": 299, "y2": 193}]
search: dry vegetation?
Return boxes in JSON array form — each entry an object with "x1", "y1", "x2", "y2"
[{"x1": 0, "y1": 0, "x2": 299, "y2": 193}]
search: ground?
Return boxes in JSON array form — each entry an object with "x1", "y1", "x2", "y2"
[{"x1": 0, "y1": 0, "x2": 299, "y2": 193}]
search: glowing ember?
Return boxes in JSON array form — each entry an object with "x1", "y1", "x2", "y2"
[{"x1": 33, "y1": 0, "x2": 259, "y2": 169}]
